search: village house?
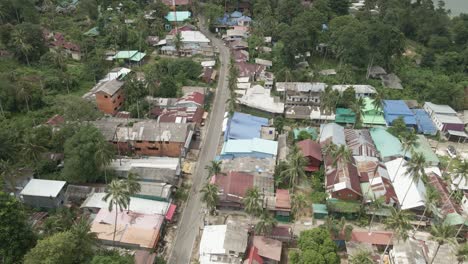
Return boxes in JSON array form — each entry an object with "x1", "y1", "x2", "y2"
[
  {"x1": 235, "y1": 62, "x2": 266, "y2": 81},
  {"x1": 83, "y1": 67, "x2": 131, "y2": 101},
  {"x1": 216, "y1": 11, "x2": 252, "y2": 29},
  {"x1": 44, "y1": 31, "x2": 81, "y2": 60},
  {"x1": 157, "y1": 30, "x2": 213, "y2": 57},
  {"x1": 161, "y1": 0, "x2": 189, "y2": 7},
  {"x1": 150, "y1": 106, "x2": 204, "y2": 125},
  {"x1": 344, "y1": 129, "x2": 379, "y2": 157},
  {"x1": 92, "y1": 118, "x2": 194, "y2": 157},
  {"x1": 276, "y1": 82, "x2": 326, "y2": 107},
  {"x1": 331, "y1": 85, "x2": 376, "y2": 98},
  {"x1": 20, "y1": 179, "x2": 67, "y2": 209},
  {"x1": 335, "y1": 108, "x2": 356, "y2": 125},
  {"x1": 165, "y1": 11, "x2": 191, "y2": 24},
  {"x1": 220, "y1": 138, "x2": 278, "y2": 159},
  {"x1": 94, "y1": 79, "x2": 125, "y2": 115},
  {"x1": 224, "y1": 112, "x2": 269, "y2": 141},
  {"x1": 238, "y1": 85, "x2": 285, "y2": 114},
  {"x1": 199, "y1": 222, "x2": 248, "y2": 264},
  {"x1": 362, "y1": 97, "x2": 386, "y2": 126},
  {"x1": 297, "y1": 139, "x2": 322, "y2": 172},
  {"x1": 423, "y1": 102, "x2": 464, "y2": 132},
  {"x1": 413, "y1": 109, "x2": 438, "y2": 135},
  {"x1": 369, "y1": 127, "x2": 411, "y2": 162},
  {"x1": 274, "y1": 189, "x2": 292, "y2": 221},
  {"x1": 383, "y1": 100, "x2": 417, "y2": 128},
  {"x1": 112, "y1": 50, "x2": 146, "y2": 65},
  {"x1": 245, "y1": 236, "x2": 283, "y2": 263}
]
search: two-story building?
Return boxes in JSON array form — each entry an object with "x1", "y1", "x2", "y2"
[
  {"x1": 423, "y1": 102, "x2": 464, "y2": 132},
  {"x1": 276, "y1": 82, "x2": 326, "y2": 107},
  {"x1": 95, "y1": 80, "x2": 125, "y2": 115}
]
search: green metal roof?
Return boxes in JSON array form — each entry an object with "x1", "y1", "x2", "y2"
[
  {"x1": 443, "y1": 212, "x2": 468, "y2": 226},
  {"x1": 413, "y1": 135, "x2": 439, "y2": 165},
  {"x1": 312, "y1": 203, "x2": 328, "y2": 214},
  {"x1": 362, "y1": 98, "x2": 386, "y2": 125},
  {"x1": 165, "y1": 11, "x2": 191, "y2": 22},
  {"x1": 130, "y1": 52, "x2": 146, "y2": 62},
  {"x1": 293, "y1": 127, "x2": 318, "y2": 140},
  {"x1": 335, "y1": 108, "x2": 356, "y2": 124},
  {"x1": 84, "y1": 27, "x2": 99, "y2": 37},
  {"x1": 369, "y1": 127, "x2": 410, "y2": 159},
  {"x1": 113, "y1": 50, "x2": 138, "y2": 59}
]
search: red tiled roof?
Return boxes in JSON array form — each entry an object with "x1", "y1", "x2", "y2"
[
  {"x1": 215, "y1": 171, "x2": 254, "y2": 203},
  {"x1": 245, "y1": 246, "x2": 264, "y2": 264},
  {"x1": 161, "y1": 0, "x2": 189, "y2": 6},
  {"x1": 428, "y1": 172, "x2": 459, "y2": 215},
  {"x1": 46, "y1": 114, "x2": 65, "y2": 126},
  {"x1": 49, "y1": 32, "x2": 80, "y2": 52},
  {"x1": 351, "y1": 231, "x2": 393, "y2": 246},
  {"x1": 297, "y1": 139, "x2": 322, "y2": 161},
  {"x1": 275, "y1": 189, "x2": 291, "y2": 210}
]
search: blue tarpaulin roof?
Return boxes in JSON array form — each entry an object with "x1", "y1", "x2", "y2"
[
  {"x1": 413, "y1": 109, "x2": 437, "y2": 135},
  {"x1": 383, "y1": 100, "x2": 417, "y2": 126},
  {"x1": 230, "y1": 11, "x2": 243, "y2": 18},
  {"x1": 224, "y1": 112, "x2": 269, "y2": 141}
]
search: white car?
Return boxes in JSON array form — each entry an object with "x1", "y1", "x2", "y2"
[{"x1": 447, "y1": 145, "x2": 457, "y2": 158}]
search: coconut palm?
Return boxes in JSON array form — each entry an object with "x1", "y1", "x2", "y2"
[
  {"x1": 371, "y1": 90, "x2": 386, "y2": 124},
  {"x1": 205, "y1": 160, "x2": 222, "y2": 179},
  {"x1": 349, "y1": 250, "x2": 373, "y2": 264},
  {"x1": 70, "y1": 218, "x2": 98, "y2": 263},
  {"x1": 0, "y1": 160, "x2": 18, "y2": 192},
  {"x1": 254, "y1": 210, "x2": 277, "y2": 235},
  {"x1": 94, "y1": 140, "x2": 114, "y2": 184},
  {"x1": 368, "y1": 197, "x2": 385, "y2": 233},
  {"x1": 400, "y1": 152, "x2": 426, "y2": 207},
  {"x1": 291, "y1": 193, "x2": 308, "y2": 219},
  {"x1": 103, "y1": 180, "x2": 130, "y2": 245},
  {"x1": 20, "y1": 133, "x2": 46, "y2": 165},
  {"x1": 174, "y1": 31, "x2": 182, "y2": 57},
  {"x1": 125, "y1": 173, "x2": 141, "y2": 213},
  {"x1": 12, "y1": 27, "x2": 32, "y2": 66},
  {"x1": 429, "y1": 223, "x2": 456, "y2": 264},
  {"x1": 243, "y1": 187, "x2": 263, "y2": 217},
  {"x1": 332, "y1": 145, "x2": 353, "y2": 185},
  {"x1": 381, "y1": 207, "x2": 412, "y2": 261},
  {"x1": 414, "y1": 185, "x2": 440, "y2": 235},
  {"x1": 200, "y1": 183, "x2": 219, "y2": 215},
  {"x1": 392, "y1": 131, "x2": 418, "y2": 183},
  {"x1": 350, "y1": 97, "x2": 365, "y2": 128},
  {"x1": 455, "y1": 243, "x2": 468, "y2": 264},
  {"x1": 226, "y1": 96, "x2": 239, "y2": 117},
  {"x1": 450, "y1": 160, "x2": 468, "y2": 199},
  {"x1": 278, "y1": 146, "x2": 307, "y2": 190}
]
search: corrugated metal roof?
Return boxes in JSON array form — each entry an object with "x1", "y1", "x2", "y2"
[
  {"x1": 413, "y1": 135, "x2": 439, "y2": 165},
  {"x1": 224, "y1": 112, "x2": 269, "y2": 141},
  {"x1": 221, "y1": 138, "x2": 278, "y2": 156},
  {"x1": 413, "y1": 109, "x2": 437, "y2": 135},
  {"x1": 383, "y1": 100, "x2": 417, "y2": 126},
  {"x1": 369, "y1": 127, "x2": 410, "y2": 160},
  {"x1": 319, "y1": 123, "x2": 345, "y2": 146},
  {"x1": 20, "y1": 179, "x2": 66, "y2": 197}
]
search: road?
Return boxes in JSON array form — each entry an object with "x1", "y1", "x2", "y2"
[{"x1": 167, "y1": 18, "x2": 230, "y2": 264}]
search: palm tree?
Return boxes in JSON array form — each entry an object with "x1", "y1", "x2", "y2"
[
  {"x1": 103, "y1": 180, "x2": 130, "y2": 245},
  {"x1": 371, "y1": 90, "x2": 386, "y2": 125},
  {"x1": 291, "y1": 193, "x2": 308, "y2": 219},
  {"x1": 368, "y1": 197, "x2": 385, "y2": 233},
  {"x1": 243, "y1": 187, "x2": 263, "y2": 217},
  {"x1": 125, "y1": 173, "x2": 141, "y2": 213},
  {"x1": 174, "y1": 31, "x2": 183, "y2": 56},
  {"x1": 200, "y1": 183, "x2": 218, "y2": 215},
  {"x1": 70, "y1": 218, "x2": 98, "y2": 263},
  {"x1": 400, "y1": 152, "x2": 426, "y2": 207},
  {"x1": 381, "y1": 207, "x2": 412, "y2": 262},
  {"x1": 349, "y1": 250, "x2": 373, "y2": 264},
  {"x1": 455, "y1": 243, "x2": 468, "y2": 264},
  {"x1": 278, "y1": 146, "x2": 307, "y2": 190},
  {"x1": 449, "y1": 160, "x2": 468, "y2": 199},
  {"x1": 20, "y1": 133, "x2": 46, "y2": 165},
  {"x1": 392, "y1": 131, "x2": 418, "y2": 183},
  {"x1": 226, "y1": 96, "x2": 239, "y2": 117},
  {"x1": 414, "y1": 186, "x2": 440, "y2": 235},
  {"x1": 350, "y1": 97, "x2": 365, "y2": 128},
  {"x1": 429, "y1": 223, "x2": 456, "y2": 264},
  {"x1": 12, "y1": 27, "x2": 32, "y2": 66},
  {"x1": 94, "y1": 140, "x2": 114, "y2": 184},
  {"x1": 254, "y1": 210, "x2": 277, "y2": 235},
  {"x1": 205, "y1": 160, "x2": 222, "y2": 179},
  {"x1": 0, "y1": 160, "x2": 18, "y2": 192},
  {"x1": 332, "y1": 145, "x2": 353, "y2": 185}
]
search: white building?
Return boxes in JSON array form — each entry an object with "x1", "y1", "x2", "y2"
[
  {"x1": 423, "y1": 102, "x2": 464, "y2": 132},
  {"x1": 331, "y1": 85, "x2": 376, "y2": 98},
  {"x1": 20, "y1": 179, "x2": 67, "y2": 208},
  {"x1": 199, "y1": 222, "x2": 248, "y2": 264},
  {"x1": 238, "y1": 85, "x2": 284, "y2": 113},
  {"x1": 385, "y1": 158, "x2": 427, "y2": 210}
]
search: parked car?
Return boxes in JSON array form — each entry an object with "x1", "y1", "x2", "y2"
[{"x1": 447, "y1": 145, "x2": 457, "y2": 158}]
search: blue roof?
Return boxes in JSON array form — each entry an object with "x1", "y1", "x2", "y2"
[
  {"x1": 413, "y1": 109, "x2": 437, "y2": 135},
  {"x1": 221, "y1": 138, "x2": 278, "y2": 156},
  {"x1": 383, "y1": 100, "x2": 417, "y2": 126},
  {"x1": 165, "y1": 11, "x2": 191, "y2": 22},
  {"x1": 230, "y1": 11, "x2": 243, "y2": 18},
  {"x1": 224, "y1": 112, "x2": 269, "y2": 141},
  {"x1": 237, "y1": 15, "x2": 252, "y2": 22}
]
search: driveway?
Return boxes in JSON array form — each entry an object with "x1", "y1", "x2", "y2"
[{"x1": 167, "y1": 18, "x2": 230, "y2": 264}]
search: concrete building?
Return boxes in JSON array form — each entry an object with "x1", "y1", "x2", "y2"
[
  {"x1": 238, "y1": 85, "x2": 284, "y2": 114},
  {"x1": 20, "y1": 179, "x2": 67, "y2": 208},
  {"x1": 109, "y1": 157, "x2": 181, "y2": 185},
  {"x1": 276, "y1": 82, "x2": 326, "y2": 107},
  {"x1": 95, "y1": 79, "x2": 125, "y2": 115},
  {"x1": 331, "y1": 85, "x2": 376, "y2": 98},
  {"x1": 383, "y1": 100, "x2": 417, "y2": 128},
  {"x1": 220, "y1": 138, "x2": 278, "y2": 159},
  {"x1": 423, "y1": 102, "x2": 464, "y2": 132}
]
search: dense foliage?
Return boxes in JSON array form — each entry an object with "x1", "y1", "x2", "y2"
[{"x1": 289, "y1": 228, "x2": 340, "y2": 264}]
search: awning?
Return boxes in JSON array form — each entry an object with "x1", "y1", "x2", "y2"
[{"x1": 165, "y1": 204, "x2": 177, "y2": 221}]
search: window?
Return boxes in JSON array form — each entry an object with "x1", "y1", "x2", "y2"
[
  {"x1": 117, "y1": 95, "x2": 121, "y2": 99},
  {"x1": 104, "y1": 95, "x2": 108, "y2": 98},
  {"x1": 112, "y1": 100, "x2": 116, "y2": 104},
  {"x1": 113, "y1": 107, "x2": 117, "y2": 111},
  {"x1": 148, "y1": 147, "x2": 159, "y2": 150},
  {"x1": 165, "y1": 141, "x2": 169, "y2": 144},
  {"x1": 135, "y1": 147, "x2": 141, "y2": 151},
  {"x1": 136, "y1": 140, "x2": 143, "y2": 143}
]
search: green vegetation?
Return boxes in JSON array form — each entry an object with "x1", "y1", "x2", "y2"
[{"x1": 289, "y1": 228, "x2": 340, "y2": 264}]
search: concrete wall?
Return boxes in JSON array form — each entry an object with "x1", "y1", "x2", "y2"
[
  {"x1": 22, "y1": 189, "x2": 65, "y2": 208},
  {"x1": 133, "y1": 141, "x2": 184, "y2": 157},
  {"x1": 96, "y1": 89, "x2": 125, "y2": 115}
]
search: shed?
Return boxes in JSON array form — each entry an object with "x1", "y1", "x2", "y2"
[
  {"x1": 20, "y1": 179, "x2": 67, "y2": 208},
  {"x1": 335, "y1": 108, "x2": 356, "y2": 124},
  {"x1": 312, "y1": 203, "x2": 328, "y2": 219}
]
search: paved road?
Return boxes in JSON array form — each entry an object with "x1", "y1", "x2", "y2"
[{"x1": 167, "y1": 19, "x2": 230, "y2": 264}]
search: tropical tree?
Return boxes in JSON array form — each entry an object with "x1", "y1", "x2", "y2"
[
  {"x1": 103, "y1": 180, "x2": 130, "y2": 245},
  {"x1": 174, "y1": 31, "x2": 182, "y2": 56},
  {"x1": 382, "y1": 207, "x2": 412, "y2": 261},
  {"x1": 400, "y1": 152, "x2": 426, "y2": 207},
  {"x1": 371, "y1": 89, "x2": 386, "y2": 124},
  {"x1": 11, "y1": 27, "x2": 32, "y2": 66},
  {"x1": 94, "y1": 139, "x2": 114, "y2": 184},
  {"x1": 226, "y1": 95, "x2": 238, "y2": 117},
  {"x1": 332, "y1": 145, "x2": 353, "y2": 185},
  {"x1": 278, "y1": 145, "x2": 307, "y2": 190},
  {"x1": 350, "y1": 97, "x2": 365, "y2": 128},
  {"x1": 124, "y1": 173, "x2": 141, "y2": 213},
  {"x1": 455, "y1": 243, "x2": 468, "y2": 264},
  {"x1": 414, "y1": 186, "x2": 440, "y2": 235},
  {"x1": 205, "y1": 160, "x2": 222, "y2": 179},
  {"x1": 450, "y1": 160, "x2": 468, "y2": 199},
  {"x1": 349, "y1": 250, "x2": 373, "y2": 264},
  {"x1": 200, "y1": 183, "x2": 218, "y2": 215},
  {"x1": 291, "y1": 193, "x2": 308, "y2": 219},
  {"x1": 255, "y1": 210, "x2": 277, "y2": 235},
  {"x1": 368, "y1": 197, "x2": 385, "y2": 233},
  {"x1": 70, "y1": 218, "x2": 97, "y2": 263},
  {"x1": 20, "y1": 132, "x2": 46, "y2": 165},
  {"x1": 392, "y1": 131, "x2": 418, "y2": 183},
  {"x1": 429, "y1": 223, "x2": 456, "y2": 264},
  {"x1": 243, "y1": 187, "x2": 263, "y2": 217}
]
